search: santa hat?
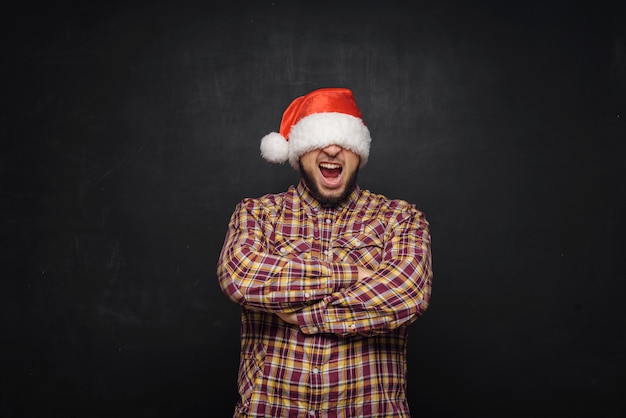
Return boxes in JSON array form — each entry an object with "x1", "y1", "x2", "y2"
[{"x1": 260, "y1": 87, "x2": 371, "y2": 170}]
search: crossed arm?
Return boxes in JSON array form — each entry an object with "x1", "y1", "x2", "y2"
[
  {"x1": 276, "y1": 265, "x2": 374, "y2": 324},
  {"x1": 217, "y1": 199, "x2": 432, "y2": 336}
]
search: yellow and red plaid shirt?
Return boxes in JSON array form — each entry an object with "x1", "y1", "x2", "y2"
[{"x1": 218, "y1": 179, "x2": 432, "y2": 417}]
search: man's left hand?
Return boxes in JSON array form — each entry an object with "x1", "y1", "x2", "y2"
[{"x1": 276, "y1": 312, "x2": 298, "y2": 324}]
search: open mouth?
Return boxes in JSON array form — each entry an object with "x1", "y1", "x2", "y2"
[{"x1": 319, "y1": 162, "x2": 343, "y2": 185}]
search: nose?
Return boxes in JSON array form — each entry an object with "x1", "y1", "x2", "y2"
[{"x1": 321, "y1": 144, "x2": 342, "y2": 157}]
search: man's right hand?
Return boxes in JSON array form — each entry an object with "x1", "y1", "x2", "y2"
[{"x1": 357, "y1": 265, "x2": 375, "y2": 281}]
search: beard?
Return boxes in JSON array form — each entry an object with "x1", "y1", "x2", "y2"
[{"x1": 299, "y1": 162, "x2": 359, "y2": 208}]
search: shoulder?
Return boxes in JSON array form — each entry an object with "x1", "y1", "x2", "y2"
[
  {"x1": 358, "y1": 188, "x2": 423, "y2": 218},
  {"x1": 236, "y1": 185, "x2": 297, "y2": 214}
]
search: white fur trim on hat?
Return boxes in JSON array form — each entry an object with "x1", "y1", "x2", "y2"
[
  {"x1": 260, "y1": 132, "x2": 289, "y2": 164},
  {"x1": 287, "y1": 112, "x2": 371, "y2": 170}
]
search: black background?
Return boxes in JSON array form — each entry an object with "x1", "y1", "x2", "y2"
[{"x1": 2, "y1": 1, "x2": 625, "y2": 417}]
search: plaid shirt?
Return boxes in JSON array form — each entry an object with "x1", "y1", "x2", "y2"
[{"x1": 217, "y1": 179, "x2": 432, "y2": 417}]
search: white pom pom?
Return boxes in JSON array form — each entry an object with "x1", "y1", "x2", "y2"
[{"x1": 260, "y1": 132, "x2": 289, "y2": 163}]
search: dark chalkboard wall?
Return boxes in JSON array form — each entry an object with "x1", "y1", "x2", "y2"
[{"x1": 2, "y1": 1, "x2": 625, "y2": 417}]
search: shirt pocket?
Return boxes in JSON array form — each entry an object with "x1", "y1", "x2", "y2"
[
  {"x1": 332, "y1": 234, "x2": 384, "y2": 269},
  {"x1": 274, "y1": 239, "x2": 311, "y2": 259}
]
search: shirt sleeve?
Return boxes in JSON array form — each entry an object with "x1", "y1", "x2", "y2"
[
  {"x1": 217, "y1": 199, "x2": 360, "y2": 313},
  {"x1": 296, "y1": 206, "x2": 433, "y2": 336}
]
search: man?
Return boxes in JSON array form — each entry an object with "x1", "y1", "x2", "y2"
[{"x1": 217, "y1": 87, "x2": 432, "y2": 417}]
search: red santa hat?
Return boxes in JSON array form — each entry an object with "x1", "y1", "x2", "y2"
[{"x1": 260, "y1": 87, "x2": 371, "y2": 170}]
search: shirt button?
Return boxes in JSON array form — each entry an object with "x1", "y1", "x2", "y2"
[
  {"x1": 304, "y1": 292, "x2": 310, "y2": 299},
  {"x1": 350, "y1": 324, "x2": 357, "y2": 331},
  {"x1": 280, "y1": 248, "x2": 287, "y2": 254},
  {"x1": 312, "y1": 367, "x2": 319, "y2": 374},
  {"x1": 308, "y1": 411, "x2": 315, "y2": 416},
  {"x1": 325, "y1": 219, "x2": 331, "y2": 224},
  {"x1": 311, "y1": 326, "x2": 318, "y2": 333}
]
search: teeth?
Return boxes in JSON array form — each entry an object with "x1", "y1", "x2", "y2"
[{"x1": 320, "y1": 163, "x2": 341, "y2": 169}]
